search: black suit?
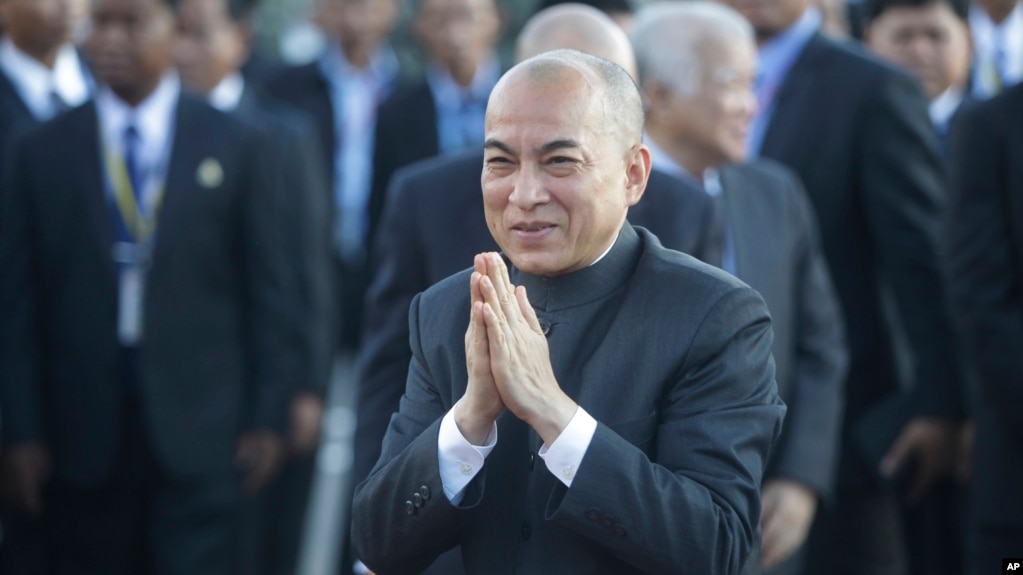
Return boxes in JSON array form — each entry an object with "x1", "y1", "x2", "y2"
[
  {"x1": 946, "y1": 83, "x2": 1023, "y2": 575},
  {"x1": 354, "y1": 151, "x2": 718, "y2": 490},
  {"x1": 0, "y1": 93, "x2": 301, "y2": 573},
  {"x1": 0, "y1": 69, "x2": 34, "y2": 144},
  {"x1": 756, "y1": 32, "x2": 964, "y2": 573},
  {"x1": 354, "y1": 224, "x2": 784, "y2": 574},
  {"x1": 353, "y1": 152, "x2": 717, "y2": 574},
  {"x1": 367, "y1": 81, "x2": 440, "y2": 250},
  {"x1": 229, "y1": 85, "x2": 335, "y2": 575}
]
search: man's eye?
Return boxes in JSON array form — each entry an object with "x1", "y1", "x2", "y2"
[{"x1": 548, "y1": 156, "x2": 575, "y2": 165}]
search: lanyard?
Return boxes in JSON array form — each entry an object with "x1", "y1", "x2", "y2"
[{"x1": 102, "y1": 139, "x2": 166, "y2": 246}]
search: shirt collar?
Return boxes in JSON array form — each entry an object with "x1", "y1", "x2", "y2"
[
  {"x1": 512, "y1": 223, "x2": 642, "y2": 313},
  {"x1": 426, "y1": 54, "x2": 500, "y2": 110},
  {"x1": 929, "y1": 85, "x2": 964, "y2": 129},
  {"x1": 757, "y1": 7, "x2": 821, "y2": 90},
  {"x1": 96, "y1": 72, "x2": 180, "y2": 161},
  {"x1": 0, "y1": 37, "x2": 91, "y2": 120},
  {"x1": 207, "y1": 72, "x2": 245, "y2": 112},
  {"x1": 970, "y1": 3, "x2": 1023, "y2": 67}
]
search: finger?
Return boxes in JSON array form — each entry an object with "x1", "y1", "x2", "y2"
[
  {"x1": 471, "y1": 271, "x2": 483, "y2": 307},
  {"x1": 881, "y1": 429, "x2": 914, "y2": 478},
  {"x1": 486, "y1": 253, "x2": 520, "y2": 327},
  {"x1": 760, "y1": 507, "x2": 782, "y2": 563},
  {"x1": 482, "y1": 302, "x2": 508, "y2": 368},
  {"x1": 906, "y1": 456, "x2": 937, "y2": 504},
  {"x1": 479, "y1": 274, "x2": 509, "y2": 329},
  {"x1": 515, "y1": 286, "x2": 542, "y2": 334}
]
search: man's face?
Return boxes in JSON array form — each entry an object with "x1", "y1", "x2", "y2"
[
  {"x1": 865, "y1": 3, "x2": 971, "y2": 99},
  {"x1": 174, "y1": 0, "x2": 246, "y2": 94},
  {"x1": 316, "y1": 0, "x2": 398, "y2": 55},
  {"x1": 87, "y1": 0, "x2": 175, "y2": 94},
  {"x1": 416, "y1": 0, "x2": 500, "y2": 73},
  {"x1": 481, "y1": 68, "x2": 648, "y2": 276},
  {"x1": 653, "y1": 38, "x2": 758, "y2": 167},
  {"x1": 0, "y1": 0, "x2": 75, "y2": 57},
  {"x1": 718, "y1": 0, "x2": 812, "y2": 40}
]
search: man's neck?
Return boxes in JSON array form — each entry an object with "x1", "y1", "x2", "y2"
[
  {"x1": 448, "y1": 62, "x2": 478, "y2": 89},
  {"x1": 112, "y1": 75, "x2": 164, "y2": 107},
  {"x1": 12, "y1": 39, "x2": 60, "y2": 70},
  {"x1": 647, "y1": 125, "x2": 716, "y2": 182},
  {"x1": 340, "y1": 42, "x2": 373, "y2": 70},
  {"x1": 978, "y1": 0, "x2": 1018, "y2": 23}
]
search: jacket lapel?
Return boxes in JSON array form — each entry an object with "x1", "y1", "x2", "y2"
[
  {"x1": 76, "y1": 102, "x2": 117, "y2": 279},
  {"x1": 760, "y1": 34, "x2": 827, "y2": 161},
  {"x1": 152, "y1": 95, "x2": 203, "y2": 263}
]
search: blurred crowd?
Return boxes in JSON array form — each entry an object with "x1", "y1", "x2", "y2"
[{"x1": 0, "y1": 0, "x2": 1018, "y2": 573}]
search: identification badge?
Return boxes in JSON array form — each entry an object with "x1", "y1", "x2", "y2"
[{"x1": 118, "y1": 266, "x2": 146, "y2": 345}]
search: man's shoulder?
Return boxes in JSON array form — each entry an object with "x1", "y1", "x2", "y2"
[
  {"x1": 634, "y1": 227, "x2": 750, "y2": 294},
  {"x1": 264, "y1": 62, "x2": 325, "y2": 97},
  {"x1": 391, "y1": 150, "x2": 483, "y2": 194},
  {"x1": 378, "y1": 79, "x2": 432, "y2": 115},
  {"x1": 800, "y1": 35, "x2": 918, "y2": 100}
]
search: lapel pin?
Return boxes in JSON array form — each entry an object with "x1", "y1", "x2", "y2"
[{"x1": 197, "y1": 158, "x2": 223, "y2": 189}]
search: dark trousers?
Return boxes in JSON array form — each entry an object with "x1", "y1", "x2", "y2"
[
  {"x1": 41, "y1": 353, "x2": 242, "y2": 575},
  {"x1": 804, "y1": 488, "x2": 908, "y2": 575},
  {"x1": 240, "y1": 452, "x2": 316, "y2": 575},
  {"x1": 974, "y1": 525, "x2": 1023, "y2": 575},
  {"x1": 903, "y1": 478, "x2": 967, "y2": 575}
]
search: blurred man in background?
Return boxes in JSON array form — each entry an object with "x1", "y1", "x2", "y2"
[
  {"x1": 174, "y1": 0, "x2": 333, "y2": 572},
  {"x1": 865, "y1": 0, "x2": 973, "y2": 156},
  {"x1": 0, "y1": 0, "x2": 301, "y2": 571},
  {"x1": 716, "y1": 0, "x2": 967, "y2": 570},
  {"x1": 634, "y1": 3, "x2": 847, "y2": 573},
  {"x1": 267, "y1": 0, "x2": 402, "y2": 354}
]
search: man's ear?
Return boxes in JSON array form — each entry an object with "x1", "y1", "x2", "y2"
[{"x1": 624, "y1": 144, "x2": 652, "y2": 208}]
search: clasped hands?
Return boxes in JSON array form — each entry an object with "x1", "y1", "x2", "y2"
[{"x1": 453, "y1": 253, "x2": 577, "y2": 447}]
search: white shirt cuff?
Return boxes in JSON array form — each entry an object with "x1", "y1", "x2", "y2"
[
  {"x1": 538, "y1": 406, "x2": 597, "y2": 487},
  {"x1": 438, "y1": 407, "x2": 497, "y2": 504}
]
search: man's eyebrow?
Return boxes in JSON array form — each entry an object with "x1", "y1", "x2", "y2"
[
  {"x1": 483, "y1": 139, "x2": 515, "y2": 154},
  {"x1": 536, "y1": 139, "x2": 580, "y2": 155}
]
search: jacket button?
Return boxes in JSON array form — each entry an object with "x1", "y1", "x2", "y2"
[
  {"x1": 412, "y1": 492, "x2": 424, "y2": 507},
  {"x1": 601, "y1": 516, "x2": 615, "y2": 529},
  {"x1": 419, "y1": 485, "x2": 431, "y2": 501},
  {"x1": 528, "y1": 451, "x2": 535, "y2": 471},
  {"x1": 521, "y1": 522, "x2": 532, "y2": 540},
  {"x1": 613, "y1": 524, "x2": 626, "y2": 537},
  {"x1": 538, "y1": 318, "x2": 551, "y2": 335},
  {"x1": 405, "y1": 500, "x2": 416, "y2": 515},
  {"x1": 585, "y1": 508, "x2": 601, "y2": 522}
]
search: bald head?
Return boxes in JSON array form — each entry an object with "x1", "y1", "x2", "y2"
[
  {"x1": 515, "y1": 3, "x2": 637, "y2": 80},
  {"x1": 632, "y1": 1, "x2": 754, "y2": 95},
  {"x1": 492, "y1": 49, "x2": 644, "y2": 146}
]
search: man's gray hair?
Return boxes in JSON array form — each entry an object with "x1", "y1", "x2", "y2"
[{"x1": 631, "y1": 1, "x2": 754, "y2": 95}]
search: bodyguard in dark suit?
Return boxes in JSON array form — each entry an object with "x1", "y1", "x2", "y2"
[
  {"x1": 353, "y1": 49, "x2": 784, "y2": 575},
  {"x1": 719, "y1": 0, "x2": 967, "y2": 570},
  {"x1": 0, "y1": 2, "x2": 95, "y2": 572},
  {"x1": 367, "y1": 0, "x2": 503, "y2": 251},
  {"x1": 0, "y1": 0, "x2": 92, "y2": 140},
  {"x1": 266, "y1": 0, "x2": 402, "y2": 353},
  {"x1": 174, "y1": 0, "x2": 334, "y2": 572},
  {"x1": 864, "y1": 0, "x2": 975, "y2": 570},
  {"x1": 0, "y1": 0, "x2": 301, "y2": 572},
  {"x1": 633, "y1": 4, "x2": 848, "y2": 574},
  {"x1": 865, "y1": 0, "x2": 974, "y2": 158},
  {"x1": 945, "y1": 82, "x2": 1023, "y2": 575}
]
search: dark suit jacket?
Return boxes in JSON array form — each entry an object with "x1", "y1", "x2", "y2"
[
  {"x1": 367, "y1": 80, "x2": 439, "y2": 250},
  {"x1": 758, "y1": 33, "x2": 964, "y2": 490},
  {"x1": 719, "y1": 160, "x2": 848, "y2": 497},
  {"x1": 232, "y1": 86, "x2": 335, "y2": 396},
  {"x1": 0, "y1": 69, "x2": 34, "y2": 145},
  {"x1": 353, "y1": 151, "x2": 719, "y2": 488},
  {"x1": 945, "y1": 83, "x2": 1023, "y2": 524},
  {"x1": 0, "y1": 95, "x2": 301, "y2": 485},
  {"x1": 353, "y1": 224, "x2": 784, "y2": 575}
]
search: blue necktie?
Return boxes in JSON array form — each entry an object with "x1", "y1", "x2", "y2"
[{"x1": 123, "y1": 124, "x2": 142, "y2": 202}]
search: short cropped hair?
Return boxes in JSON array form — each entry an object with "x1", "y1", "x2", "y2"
[{"x1": 631, "y1": 1, "x2": 753, "y2": 96}]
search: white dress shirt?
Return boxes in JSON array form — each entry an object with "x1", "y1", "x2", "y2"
[
  {"x1": 0, "y1": 37, "x2": 91, "y2": 120},
  {"x1": 970, "y1": 2, "x2": 1023, "y2": 98}
]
